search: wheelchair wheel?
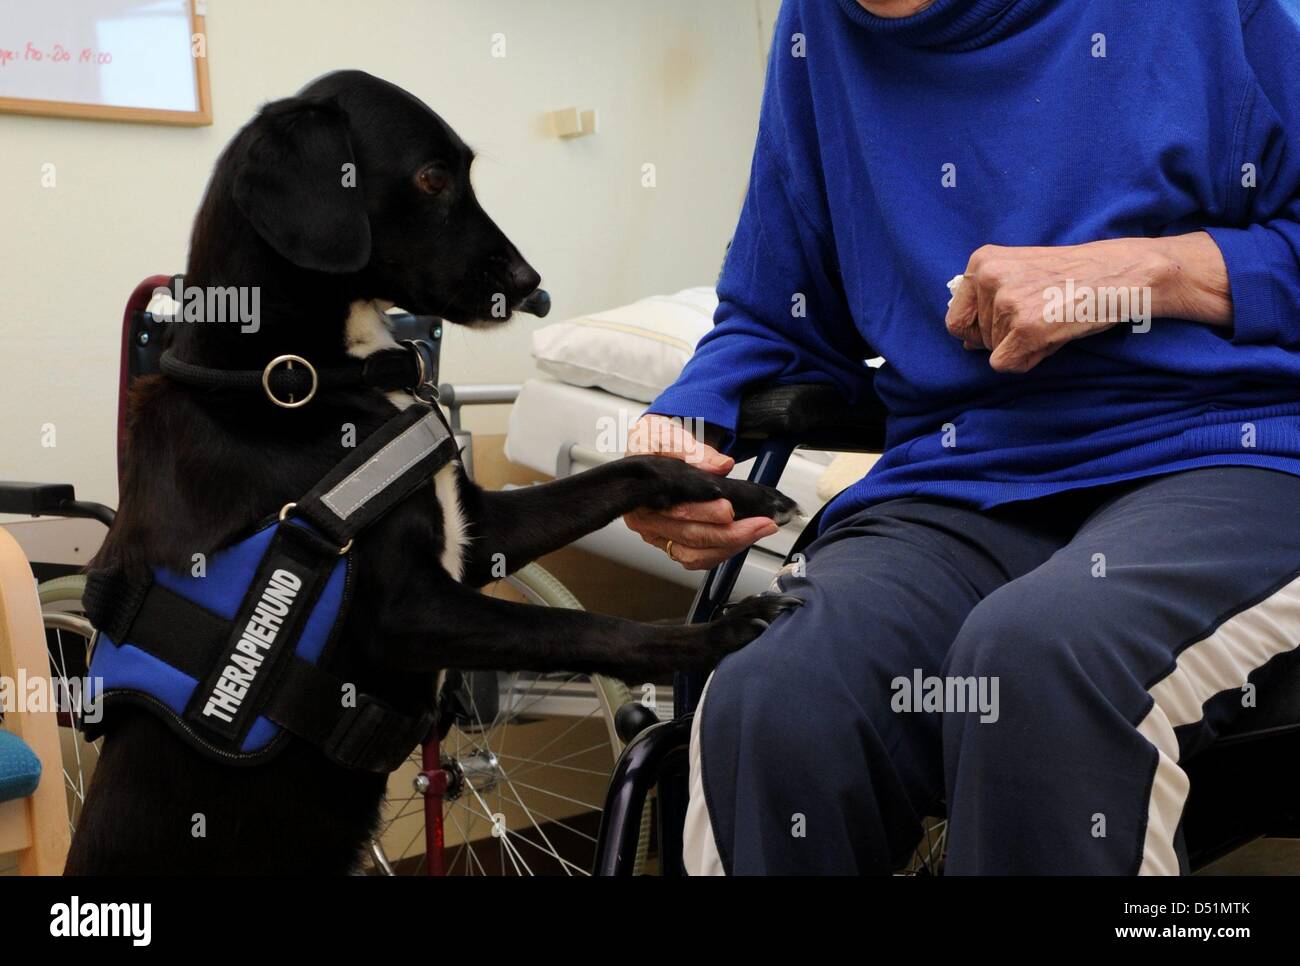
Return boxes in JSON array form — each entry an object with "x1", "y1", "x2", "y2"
[
  {"x1": 36, "y1": 574, "x2": 100, "y2": 836},
  {"x1": 370, "y1": 562, "x2": 652, "y2": 875},
  {"x1": 899, "y1": 818, "x2": 947, "y2": 875}
]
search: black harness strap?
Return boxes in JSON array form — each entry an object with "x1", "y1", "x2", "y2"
[
  {"x1": 129, "y1": 585, "x2": 226, "y2": 667},
  {"x1": 83, "y1": 569, "x2": 152, "y2": 643},
  {"x1": 182, "y1": 523, "x2": 337, "y2": 745},
  {"x1": 265, "y1": 662, "x2": 433, "y2": 773}
]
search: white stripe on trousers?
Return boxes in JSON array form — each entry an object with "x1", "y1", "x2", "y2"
[
  {"x1": 1137, "y1": 571, "x2": 1300, "y2": 874},
  {"x1": 682, "y1": 574, "x2": 1300, "y2": 876},
  {"x1": 683, "y1": 672, "x2": 726, "y2": 876}
]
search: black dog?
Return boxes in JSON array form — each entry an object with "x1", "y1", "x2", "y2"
[{"x1": 65, "y1": 71, "x2": 799, "y2": 874}]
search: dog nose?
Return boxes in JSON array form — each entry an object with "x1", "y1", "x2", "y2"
[{"x1": 519, "y1": 289, "x2": 551, "y2": 318}]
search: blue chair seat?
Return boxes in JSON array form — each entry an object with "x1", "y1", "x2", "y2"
[{"x1": 0, "y1": 729, "x2": 42, "y2": 803}]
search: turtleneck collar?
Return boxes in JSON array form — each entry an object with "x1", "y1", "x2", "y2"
[{"x1": 834, "y1": 0, "x2": 1046, "y2": 51}]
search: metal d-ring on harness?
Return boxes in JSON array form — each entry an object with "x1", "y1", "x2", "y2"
[
  {"x1": 398, "y1": 339, "x2": 441, "y2": 405},
  {"x1": 83, "y1": 341, "x2": 457, "y2": 772},
  {"x1": 262, "y1": 354, "x2": 318, "y2": 408}
]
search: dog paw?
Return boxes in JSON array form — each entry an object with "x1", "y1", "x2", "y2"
[
  {"x1": 706, "y1": 593, "x2": 804, "y2": 654},
  {"x1": 715, "y1": 477, "x2": 801, "y2": 525},
  {"x1": 631, "y1": 593, "x2": 804, "y2": 677},
  {"x1": 625, "y1": 455, "x2": 800, "y2": 524},
  {"x1": 630, "y1": 456, "x2": 726, "y2": 509}
]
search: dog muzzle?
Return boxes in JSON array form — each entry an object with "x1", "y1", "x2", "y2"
[{"x1": 82, "y1": 402, "x2": 458, "y2": 773}]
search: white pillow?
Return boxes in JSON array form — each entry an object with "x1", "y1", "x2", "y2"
[{"x1": 531, "y1": 287, "x2": 718, "y2": 402}]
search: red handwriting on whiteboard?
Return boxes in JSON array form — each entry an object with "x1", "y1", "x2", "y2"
[{"x1": 0, "y1": 42, "x2": 112, "y2": 67}]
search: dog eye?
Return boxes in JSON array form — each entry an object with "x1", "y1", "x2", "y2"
[{"x1": 415, "y1": 164, "x2": 450, "y2": 196}]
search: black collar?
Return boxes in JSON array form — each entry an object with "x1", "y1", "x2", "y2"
[{"x1": 159, "y1": 340, "x2": 439, "y2": 409}]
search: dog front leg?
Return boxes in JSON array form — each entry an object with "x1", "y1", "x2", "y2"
[
  {"x1": 455, "y1": 455, "x2": 797, "y2": 586},
  {"x1": 377, "y1": 577, "x2": 801, "y2": 681}
]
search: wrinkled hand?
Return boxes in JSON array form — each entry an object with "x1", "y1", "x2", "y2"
[
  {"x1": 944, "y1": 238, "x2": 1181, "y2": 373},
  {"x1": 623, "y1": 414, "x2": 779, "y2": 571}
]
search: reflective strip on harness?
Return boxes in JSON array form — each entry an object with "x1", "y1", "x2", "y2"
[
  {"x1": 84, "y1": 402, "x2": 453, "y2": 772},
  {"x1": 296, "y1": 407, "x2": 457, "y2": 547},
  {"x1": 321, "y1": 412, "x2": 451, "y2": 520}
]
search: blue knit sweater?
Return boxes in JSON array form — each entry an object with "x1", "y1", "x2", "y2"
[{"x1": 648, "y1": 0, "x2": 1300, "y2": 529}]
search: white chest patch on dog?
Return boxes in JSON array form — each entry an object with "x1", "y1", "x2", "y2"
[{"x1": 344, "y1": 300, "x2": 468, "y2": 583}]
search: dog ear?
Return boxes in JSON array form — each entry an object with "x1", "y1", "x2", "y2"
[{"x1": 233, "y1": 96, "x2": 371, "y2": 273}]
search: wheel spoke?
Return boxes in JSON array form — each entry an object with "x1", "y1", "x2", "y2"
[
  {"x1": 498, "y1": 742, "x2": 611, "y2": 781},
  {"x1": 465, "y1": 781, "x2": 531, "y2": 875},
  {"x1": 495, "y1": 776, "x2": 574, "y2": 875},
  {"x1": 45, "y1": 622, "x2": 99, "y2": 834},
  {"x1": 393, "y1": 812, "x2": 428, "y2": 863},
  {"x1": 506, "y1": 779, "x2": 601, "y2": 813},
  {"x1": 496, "y1": 820, "x2": 589, "y2": 875},
  {"x1": 491, "y1": 796, "x2": 599, "y2": 846},
  {"x1": 382, "y1": 790, "x2": 425, "y2": 830},
  {"x1": 497, "y1": 783, "x2": 594, "y2": 870},
  {"x1": 446, "y1": 808, "x2": 488, "y2": 876},
  {"x1": 497, "y1": 672, "x2": 585, "y2": 727},
  {"x1": 498, "y1": 757, "x2": 609, "y2": 779},
  {"x1": 501, "y1": 709, "x2": 597, "y2": 778},
  {"x1": 448, "y1": 794, "x2": 505, "y2": 871}
]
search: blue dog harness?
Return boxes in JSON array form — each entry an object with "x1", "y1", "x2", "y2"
[{"x1": 83, "y1": 400, "x2": 458, "y2": 772}]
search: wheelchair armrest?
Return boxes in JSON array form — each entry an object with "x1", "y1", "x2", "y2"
[
  {"x1": 736, "y1": 383, "x2": 887, "y2": 452},
  {"x1": 0, "y1": 482, "x2": 76, "y2": 516},
  {"x1": 0, "y1": 482, "x2": 116, "y2": 528}
]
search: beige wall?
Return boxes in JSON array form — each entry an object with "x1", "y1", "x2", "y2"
[{"x1": 0, "y1": 0, "x2": 775, "y2": 507}]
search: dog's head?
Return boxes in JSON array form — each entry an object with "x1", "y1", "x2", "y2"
[{"x1": 223, "y1": 70, "x2": 545, "y2": 326}]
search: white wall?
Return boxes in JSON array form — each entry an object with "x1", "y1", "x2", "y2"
[{"x1": 0, "y1": 0, "x2": 775, "y2": 506}]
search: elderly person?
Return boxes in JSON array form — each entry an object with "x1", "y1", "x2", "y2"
[{"x1": 624, "y1": 0, "x2": 1300, "y2": 874}]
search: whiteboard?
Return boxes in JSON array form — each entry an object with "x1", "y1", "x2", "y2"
[{"x1": 0, "y1": 0, "x2": 211, "y2": 125}]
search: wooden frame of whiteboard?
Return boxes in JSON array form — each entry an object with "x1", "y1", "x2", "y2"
[{"x1": 0, "y1": 5, "x2": 211, "y2": 127}]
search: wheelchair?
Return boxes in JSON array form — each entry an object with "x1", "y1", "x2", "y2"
[
  {"x1": 593, "y1": 381, "x2": 1300, "y2": 875},
  {"x1": 2, "y1": 275, "x2": 649, "y2": 876}
]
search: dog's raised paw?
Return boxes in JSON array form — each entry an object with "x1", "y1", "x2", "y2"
[
  {"x1": 723, "y1": 592, "x2": 804, "y2": 624},
  {"x1": 716, "y1": 478, "x2": 801, "y2": 525},
  {"x1": 705, "y1": 592, "x2": 804, "y2": 654}
]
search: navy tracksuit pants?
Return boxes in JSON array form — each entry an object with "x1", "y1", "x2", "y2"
[{"x1": 683, "y1": 467, "x2": 1300, "y2": 875}]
